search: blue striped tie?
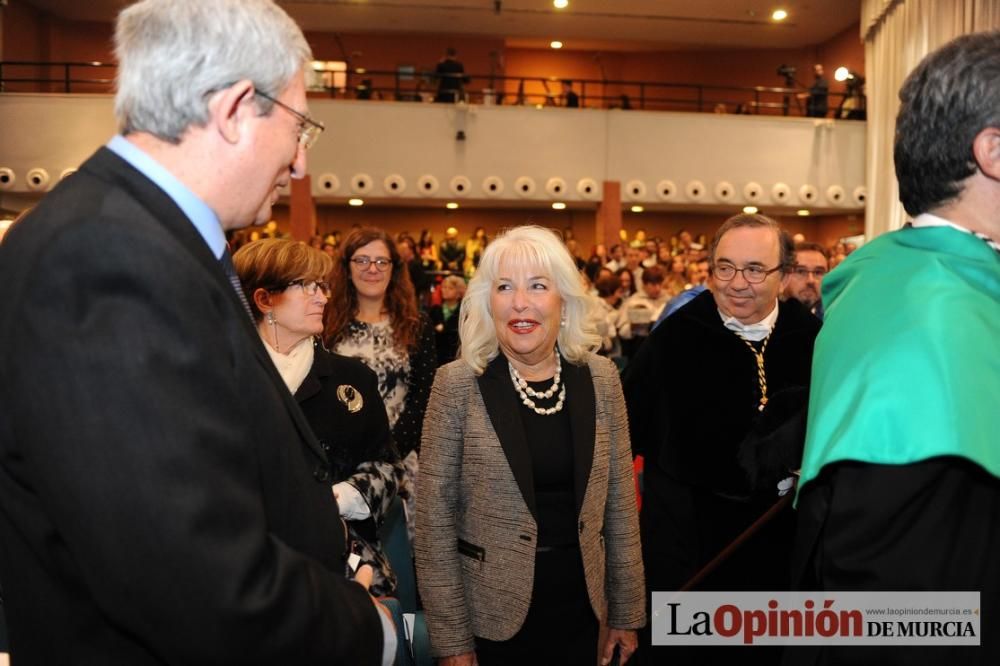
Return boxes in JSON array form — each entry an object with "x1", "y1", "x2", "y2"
[{"x1": 220, "y1": 248, "x2": 255, "y2": 323}]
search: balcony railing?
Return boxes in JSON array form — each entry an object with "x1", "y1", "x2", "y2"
[
  {"x1": 0, "y1": 61, "x2": 865, "y2": 119},
  {"x1": 0, "y1": 61, "x2": 116, "y2": 93}
]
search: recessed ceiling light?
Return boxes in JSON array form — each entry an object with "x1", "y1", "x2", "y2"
[
  {"x1": 446, "y1": 202, "x2": 459, "y2": 210},
  {"x1": 553, "y1": 0, "x2": 569, "y2": 8},
  {"x1": 552, "y1": 202, "x2": 567, "y2": 210},
  {"x1": 348, "y1": 198, "x2": 364, "y2": 207},
  {"x1": 797, "y1": 209, "x2": 810, "y2": 216},
  {"x1": 550, "y1": 40, "x2": 563, "y2": 49},
  {"x1": 743, "y1": 205, "x2": 759, "y2": 214},
  {"x1": 631, "y1": 205, "x2": 644, "y2": 213},
  {"x1": 772, "y1": 9, "x2": 788, "y2": 21}
]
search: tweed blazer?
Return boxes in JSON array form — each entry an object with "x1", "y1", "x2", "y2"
[{"x1": 415, "y1": 352, "x2": 645, "y2": 657}]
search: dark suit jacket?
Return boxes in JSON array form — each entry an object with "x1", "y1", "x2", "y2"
[
  {"x1": 296, "y1": 347, "x2": 400, "y2": 546},
  {"x1": 415, "y1": 353, "x2": 645, "y2": 658},
  {"x1": 434, "y1": 58, "x2": 467, "y2": 102},
  {"x1": 0, "y1": 147, "x2": 382, "y2": 665},
  {"x1": 428, "y1": 302, "x2": 461, "y2": 366}
]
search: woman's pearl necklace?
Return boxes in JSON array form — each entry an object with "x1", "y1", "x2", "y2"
[{"x1": 508, "y1": 352, "x2": 566, "y2": 416}]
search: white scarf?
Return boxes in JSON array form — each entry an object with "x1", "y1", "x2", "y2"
[
  {"x1": 719, "y1": 299, "x2": 779, "y2": 342},
  {"x1": 263, "y1": 335, "x2": 315, "y2": 394}
]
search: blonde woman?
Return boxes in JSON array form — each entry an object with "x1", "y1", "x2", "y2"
[{"x1": 416, "y1": 225, "x2": 645, "y2": 665}]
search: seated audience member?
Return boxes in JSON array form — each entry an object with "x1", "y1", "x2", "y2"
[
  {"x1": 617, "y1": 264, "x2": 669, "y2": 358},
  {"x1": 685, "y1": 259, "x2": 710, "y2": 289},
  {"x1": 605, "y1": 244, "x2": 625, "y2": 272},
  {"x1": 623, "y1": 245, "x2": 644, "y2": 287},
  {"x1": 592, "y1": 243, "x2": 609, "y2": 266},
  {"x1": 464, "y1": 227, "x2": 489, "y2": 278},
  {"x1": 235, "y1": 239, "x2": 402, "y2": 596},
  {"x1": 398, "y1": 235, "x2": 431, "y2": 304},
  {"x1": 642, "y1": 240, "x2": 659, "y2": 268},
  {"x1": 429, "y1": 275, "x2": 467, "y2": 366},
  {"x1": 614, "y1": 267, "x2": 635, "y2": 302},
  {"x1": 439, "y1": 226, "x2": 466, "y2": 273},
  {"x1": 652, "y1": 259, "x2": 712, "y2": 329},
  {"x1": 664, "y1": 255, "x2": 688, "y2": 298},
  {"x1": 565, "y1": 238, "x2": 588, "y2": 271},
  {"x1": 782, "y1": 242, "x2": 829, "y2": 319},
  {"x1": 592, "y1": 274, "x2": 623, "y2": 360},
  {"x1": 418, "y1": 230, "x2": 440, "y2": 270}
]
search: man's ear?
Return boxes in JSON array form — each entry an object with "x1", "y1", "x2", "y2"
[
  {"x1": 207, "y1": 80, "x2": 256, "y2": 146},
  {"x1": 972, "y1": 127, "x2": 1000, "y2": 181}
]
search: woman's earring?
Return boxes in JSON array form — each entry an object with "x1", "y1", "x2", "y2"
[{"x1": 267, "y1": 311, "x2": 279, "y2": 351}]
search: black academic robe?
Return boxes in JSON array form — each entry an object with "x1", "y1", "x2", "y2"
[{"x1": 623, "y1": 290, "x2": 819, "y2": 663}]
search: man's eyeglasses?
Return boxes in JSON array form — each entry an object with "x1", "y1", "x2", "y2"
[
  {"x1": 277, "y1": 279, "x2": 331, "y2": 297},
  {"x1": 350, "y1": 256, "x2": 394, "y2": 272},
  {"x1": 255, "y1": 90, "x2": 325, "y2": 149},
  {"x1": 712, "y1": 262, "x2": 783, "y2": 284},
  {"x1": 791, "y1": 266, "x2": 828, "y2": 279}
]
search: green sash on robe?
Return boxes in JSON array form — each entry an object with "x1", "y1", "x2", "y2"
[{"x1": 798, "y1": 225, "x2": 1000, "y2": 493}]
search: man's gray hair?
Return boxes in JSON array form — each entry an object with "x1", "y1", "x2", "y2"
[{"x1": 114, "y1": 0, "x2": 312, "y2": 142}]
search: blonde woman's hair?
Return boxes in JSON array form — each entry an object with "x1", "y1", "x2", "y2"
[{"x1": 459, "y1": 225, "x2": 600, "y2": 374}]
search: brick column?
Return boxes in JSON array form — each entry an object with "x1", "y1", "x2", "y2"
[
  {"x1": 595, "y1": 180, "x2": 623, "y2": 250},
  {"x1": 289, "y1": 175, "x2": 316, "y2": 241}
]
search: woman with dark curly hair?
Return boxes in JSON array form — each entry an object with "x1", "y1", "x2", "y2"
[{"x1": 326, "y1": 227, "x2": 437, "y2": 538}]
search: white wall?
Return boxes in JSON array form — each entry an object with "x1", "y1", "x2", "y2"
[{"x1": 0, "y1": 94, "x2": 866, "y2": 212}]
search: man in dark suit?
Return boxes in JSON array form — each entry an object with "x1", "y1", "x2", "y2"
[
  {"x1": 802, "y1": 64, "x2": 829, "y2": 117},
  {"x1": 434, "y1": 47, "x2": 468, "y2": 103},
  {"x1": 0, "y1": 1, "x2": 393, "y2": 664}
]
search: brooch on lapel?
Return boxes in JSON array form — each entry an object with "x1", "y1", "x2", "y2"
[{"x1": 336, "y1": 384, "x2": 364, "y2": 413}]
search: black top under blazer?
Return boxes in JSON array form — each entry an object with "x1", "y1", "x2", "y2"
[{"x1": 415, "y1": 352, "x2": 646, "y2": 658}]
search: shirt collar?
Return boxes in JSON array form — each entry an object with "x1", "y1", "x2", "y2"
[
  {"x1": 106, "y1": 135, "x2": 227, "y2": 259},
  {"x1": 912, "y1": 213, "x2": 1000, "y2": 254},
  {"x1": 718, "y1": 299, "x2": 779, "y2": 342}
]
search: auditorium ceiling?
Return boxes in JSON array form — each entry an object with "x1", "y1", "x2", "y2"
[{"x1": 20, "y1": 0, "x2": 861, "y2": 52}]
